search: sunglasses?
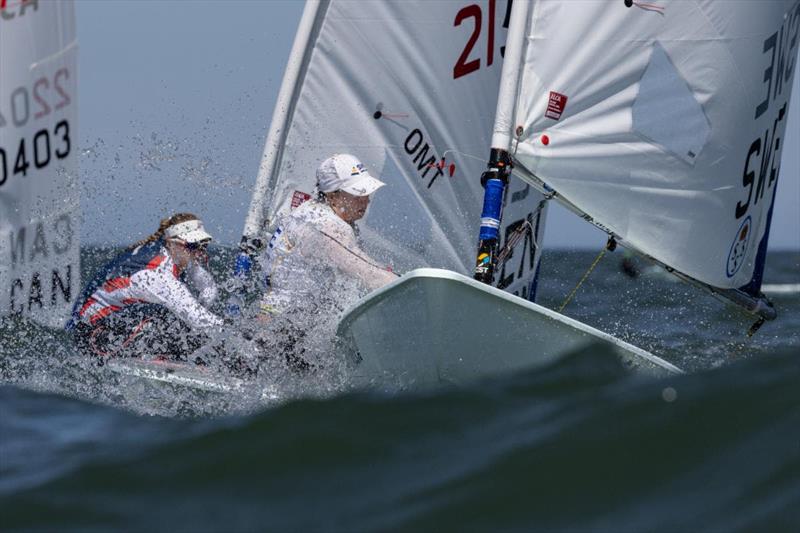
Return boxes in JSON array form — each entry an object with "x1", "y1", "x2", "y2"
[{"x1": 185, "y1": 241, "x2": 210, "y2": 252}]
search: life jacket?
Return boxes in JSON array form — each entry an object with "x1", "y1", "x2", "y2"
[{"x1": 66, "y1": 241, "x2": 177, "y2": 330}]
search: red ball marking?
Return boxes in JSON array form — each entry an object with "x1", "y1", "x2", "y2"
[{"x1": 541, "y1": 135, "x2": 550, "y2": 146}]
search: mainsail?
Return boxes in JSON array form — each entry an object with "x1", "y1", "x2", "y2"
[
  {"x1": 243, "y1": 0, "x2": 547, "y2": 298},
  {"x1": 0, "y1": 0, "x2": 80, "y2": 328},
  {"x1": 492, "y1": 0, "x2": 799, "y2": 318}
]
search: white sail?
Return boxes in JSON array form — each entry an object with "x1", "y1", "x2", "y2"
[
  {"x1": 243, "y1": 0, "x2": 547, "y2": 299},
  {"x1": 495, "y1": 0, "x2": 799, "y2": 303},
  {"x1": 0, "y1": 0, "x2": 80, "y2": 328}
]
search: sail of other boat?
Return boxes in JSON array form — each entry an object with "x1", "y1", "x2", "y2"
[{"x1": 0, "y1": 0, "x2": 80, "y2": 328}]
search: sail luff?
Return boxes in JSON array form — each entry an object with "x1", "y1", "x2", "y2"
[{"x1": 241, "y1": 0, "x2": 329, "y2": 245}]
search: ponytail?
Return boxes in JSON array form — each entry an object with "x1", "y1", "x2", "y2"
[{"x1": 130, "y1": 213, "x2": 199, "y2": 249}]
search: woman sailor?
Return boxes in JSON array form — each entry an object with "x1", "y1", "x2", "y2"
[
  {"x1": 253, "y1": 154, "x2": 397, "y2": 371},
  {"x1": 258, "y1": 153, "x2": 398, "y2": 319},
  {"x1": 67, "y1": 213, "x2": 224, "y2": 362}
]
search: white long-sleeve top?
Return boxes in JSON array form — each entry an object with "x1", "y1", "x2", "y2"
[{"x1": 258, "y1": 201, "x2": 397, "y2": 315}]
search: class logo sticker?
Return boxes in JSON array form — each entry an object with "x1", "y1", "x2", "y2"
[
  {"x1": 545, "y1": 91, "x2": 568, "y2": 121},
  {"x1": 726, "y1": 216, "x2": 751, "y2": 278}
]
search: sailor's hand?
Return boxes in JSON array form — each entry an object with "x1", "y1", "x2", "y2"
[{"x1": 239, "y1": 324, "x2": 256, "y2": 341}]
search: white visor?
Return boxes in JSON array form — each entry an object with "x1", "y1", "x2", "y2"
[{"x1": 164, "y1": 220, "x2": 213, "y2": 244}]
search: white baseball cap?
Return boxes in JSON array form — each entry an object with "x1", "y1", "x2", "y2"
[
  {"x1": 316, "y1": 154, "x2": 385, "y2": 196},
  {"x1": 164, "y1": 219, "x2": 213, "y2": 244}
]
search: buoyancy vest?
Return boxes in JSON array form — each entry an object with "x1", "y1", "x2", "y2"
[{"x1": 66, "y1": 241, "x2": 221, "y2": 331}]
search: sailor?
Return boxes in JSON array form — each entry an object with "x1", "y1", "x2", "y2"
[
  {"x1": 258, "y1": 153, "x2": 398, "y2": 320},
  {"x1": 251, "y1": 154, "x2": 397, "y2": 371},
  {"x1": 67, "y1": 213, "x2": 224, "y2": 362}
]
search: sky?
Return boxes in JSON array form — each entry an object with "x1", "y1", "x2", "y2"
[{"x1": 76, "y1": 0, "x2": 799, "y2": 250}]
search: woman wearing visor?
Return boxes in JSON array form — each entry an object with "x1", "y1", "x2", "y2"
[{"x1": 67, "y1": 213, "x2": 223, "y2": 362}]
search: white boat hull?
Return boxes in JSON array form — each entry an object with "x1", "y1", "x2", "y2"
[
  {"x1": 337, "y1": 269, "x2": 681, "y2": 388},
  {"x1": 106, "y1": 359, "x2": 279, "y2": 402}
]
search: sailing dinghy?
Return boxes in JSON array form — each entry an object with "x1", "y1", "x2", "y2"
[
  {"x1": 240, "y1": 0, "x2": 683, "y2": 387},
  {"x1": 334, "y1": 0, "x2": 799, "y2": 386}
]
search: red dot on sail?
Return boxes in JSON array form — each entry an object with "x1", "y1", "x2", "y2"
[{"x1": 541, "y1": 135, "x2": 550, "y2": 146}]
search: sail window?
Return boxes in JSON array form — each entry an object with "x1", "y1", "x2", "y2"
[{"x1": 632, "y1": 43, "x2": 710, "y2": 165}]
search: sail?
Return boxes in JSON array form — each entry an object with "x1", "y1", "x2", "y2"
[
  {"x1": 243, "y1": 0, "x2": 547, "y2": 299},
  {"x1": 495, "y1": 0, "x2": 799, "y2": 300},
  {"x1": 0, "y1": 0, "x2": 80, "y2": 328}
]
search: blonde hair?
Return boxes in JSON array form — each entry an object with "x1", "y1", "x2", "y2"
[{"x1": 131, "y1": 213, "x2": 199, "y2": 249}]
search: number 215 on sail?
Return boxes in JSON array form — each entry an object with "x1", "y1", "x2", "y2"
[{"x1": 453, "y1": 0, "x2": 512, "y2": 79}]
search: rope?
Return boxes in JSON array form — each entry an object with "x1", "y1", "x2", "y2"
[
  {"x1": 496, "y1": 196, "x2": 551, "y2": 267},
  {"x1": 558, "y1": 247, "x2": 607, "y2": 313},
  {"x1": 496, "y1": 221, "x2": 532, "y2": 265},
  {"x1": 316, "y1": 229, "x2": 400, "y2": 276}
]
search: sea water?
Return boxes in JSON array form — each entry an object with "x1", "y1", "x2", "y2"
[{"x1": 1, "y1": 249, "x2": 798, "y2": 531}]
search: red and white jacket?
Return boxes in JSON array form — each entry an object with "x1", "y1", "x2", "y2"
[{"x1": 69, "y1": 241, "x2": 222, "y2": 331}]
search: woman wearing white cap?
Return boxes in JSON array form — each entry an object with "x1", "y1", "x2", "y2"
[
  {"x1": 258, "y1": 154, "x2": 398, "y2": 322},
  {"x1": 67, "y1": 213, "x2": 223, "y2": 362}
]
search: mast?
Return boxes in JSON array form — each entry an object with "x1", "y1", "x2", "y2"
[
  {"x1": 239, "y1": 0, "x2": 328, "y2": 258},
  {"x1": 474, "y1": 0, "x2": 532, "y2": 284}
]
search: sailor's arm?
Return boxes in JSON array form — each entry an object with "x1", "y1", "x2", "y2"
[
  {"x1": 299, "y1": 226, "x2": 397, "y2": 290},
  {"x1": 186, "y1": 262, "x2": 219, "y2": 306},
  {"x1": 134, "y1": 270, "x2": 223, "y2": 330}
]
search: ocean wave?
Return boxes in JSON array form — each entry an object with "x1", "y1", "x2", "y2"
[{"x1": 2, "y1": 347, "x2": 798, "y2": 531}]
